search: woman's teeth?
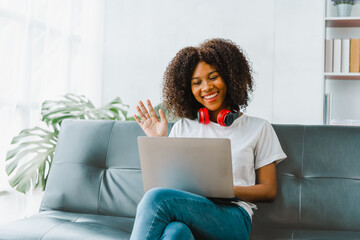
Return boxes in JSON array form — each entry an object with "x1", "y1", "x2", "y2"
[{"x1": 203, "y1": 93, "x2": 218, "y2": 99}]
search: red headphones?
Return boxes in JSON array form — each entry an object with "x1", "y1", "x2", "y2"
[{"x1": 197, "y1": 108, "x2": 241, "y2": 126}]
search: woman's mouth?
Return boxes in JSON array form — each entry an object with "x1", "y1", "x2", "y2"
[{"x1": 203, "y1": 92, "x2": 218, "y2": 102}]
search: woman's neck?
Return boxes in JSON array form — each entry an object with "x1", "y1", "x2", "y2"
[{"x1": 208, "y1": 104, "x2": 230, "y2": 123}]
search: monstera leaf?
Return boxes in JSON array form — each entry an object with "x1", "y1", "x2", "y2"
[
  {"x1": 41, "y1": 93, "x2": 128, "y2": 130},
  {"x1": 5, "y1": 93, "x2": 129, "y2": 194},
  {"x1": 6, "y1": 127, "x2": 57, "y2": 193}
]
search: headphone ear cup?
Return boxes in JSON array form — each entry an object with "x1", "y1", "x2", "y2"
[
  {"x1": 217, "y1": 109, "x2": 232, "y2": 126},
  {"x1": 197, "y1": 108, "x2": 209, "y2": 124}
]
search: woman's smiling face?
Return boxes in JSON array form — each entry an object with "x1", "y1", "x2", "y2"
[{"x1": 191, "y1": 61, "x2": 228, "y2": 119}]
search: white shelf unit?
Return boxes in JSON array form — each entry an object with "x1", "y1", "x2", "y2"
[
  {"x1": 324, "y1": 4, "x2": 360, "y2": 125},
  {"x1": 325, "y1": 17, "x2": 360, "y2": 80}
]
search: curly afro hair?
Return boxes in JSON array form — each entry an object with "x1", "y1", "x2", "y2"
[{"x1": 162, "y1": 38, "x2": 254, "y2": 120}]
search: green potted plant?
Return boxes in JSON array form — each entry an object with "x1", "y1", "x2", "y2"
[
  {"x1": 332, "y1": 0, "x2": 360, "y2": 17},
  {"x1": 5, "y1": 93, "x2": 130, "y2": 194}
]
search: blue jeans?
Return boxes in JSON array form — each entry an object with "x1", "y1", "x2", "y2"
[{"x1": 130, "y1": 188, "x2": 251, "y2": 240}]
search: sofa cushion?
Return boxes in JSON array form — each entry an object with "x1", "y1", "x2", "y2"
[
  {"x1": 251, "y1": 125, "x2": 360, "y2": 236},
  {"x1": 40, "y1": 120, "x2": 142, "y2": 218},
  {"x1": 0, "y1": 210, "x2": 134, "y2": 240}
]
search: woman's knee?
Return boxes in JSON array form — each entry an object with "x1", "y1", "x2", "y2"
[
  {"x1": 160, "y1": 222, "x2": 195, "y2": 240},
  {"x1": 137, "y1": 188, "x2": 175, "y2": 211}
]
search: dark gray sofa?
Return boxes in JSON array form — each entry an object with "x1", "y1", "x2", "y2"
[{"x1": 0, "y1": 119, "x2": 359, "y2": 239}]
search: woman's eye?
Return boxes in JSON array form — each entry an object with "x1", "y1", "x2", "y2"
[
  {"x1": 210, "y1": 75, "x2": 218, "y2": 80},
  {"x1": 192, "y1": 81, "x2": 201, "y2": 85}
]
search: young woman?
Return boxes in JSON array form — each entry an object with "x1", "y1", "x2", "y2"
[{"x1": 131, "y1": 38, "x2": 287, "y2": 240}]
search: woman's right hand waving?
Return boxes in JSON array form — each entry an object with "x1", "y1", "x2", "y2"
[{"x1": 134, "y1": 99, "x2": 168, "y2": 137}]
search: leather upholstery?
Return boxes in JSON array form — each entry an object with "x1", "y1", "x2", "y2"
[
  {"x1": 0, "y1": 210, "x2": 134, "y2": 240},
  {"x1": 41, "y1": 120, "x2": 146, "y2": 218},
  {"x1": 251, "y1": 125, "x2": 360, "y2": 239},
  {"x1": 0, "y1": 120, "x2": 359, "y2": 239}
]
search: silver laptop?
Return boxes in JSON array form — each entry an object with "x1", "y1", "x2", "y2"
[{"x1": 138, "y1": 137, "x2": 235, "y2": 198}]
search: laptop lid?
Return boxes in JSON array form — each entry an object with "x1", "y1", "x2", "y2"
[{"x1": 138, "y1": 137, "x2": 235, "y2": 198}]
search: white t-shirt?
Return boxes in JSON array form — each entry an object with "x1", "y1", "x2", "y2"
[{"x1": 168, "y1": 114, "x2": 287, "y2": 219}]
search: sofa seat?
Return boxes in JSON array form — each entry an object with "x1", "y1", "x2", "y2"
[
  {"x1": 250, "y1": 228, "x2": 360, "y2": 240},
  {"x1": 0, "y1": 210, "x2": 134, "y2": 240}
]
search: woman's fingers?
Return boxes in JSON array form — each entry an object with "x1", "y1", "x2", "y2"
[
  {"x1": 136, "y1": 100, "x2": 163, "y2": 128},
  {"x1": 134, "y1": 114, "x2": 142, "y2": 125},
  {"x1": 159, "y1": 109, "x2": 168, "y2": 123},
  {"x1": 147, "y1": 99, "x2": 157, "y2": 118},
  {"x1": 136, "y1": 105, "x2": 147, "y2": 121},
  {"x1": 139, "y1": 100, "x2": 150, "y2": 119}
]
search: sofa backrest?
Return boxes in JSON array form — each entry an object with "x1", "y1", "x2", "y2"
[
  {"x1": 40, "y1": 119, "x2": 173, "y2": 218},
  {"x1": 252, "y1": 125, "x2": 360, "y2": 232}
]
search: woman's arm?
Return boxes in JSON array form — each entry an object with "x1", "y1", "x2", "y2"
[{"x1": 233, "y1": 162, "x2": 277, "y2": 203}]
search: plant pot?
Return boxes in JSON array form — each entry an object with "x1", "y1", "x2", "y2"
[{"x1": 337, "y1": 4, "x2": 353, "y2": 17}]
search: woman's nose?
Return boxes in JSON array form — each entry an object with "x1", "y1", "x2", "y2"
[{"x1": 202, "y1": 80, "x2": 213, "y2": 90}]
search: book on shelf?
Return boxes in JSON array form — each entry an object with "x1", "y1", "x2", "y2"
[
  {"x1": 325, "y1": 39, "x2": 333, "y2": 72},
  {"x1": 325, "y1": 38, "x2": 352, "y2": 73},
  {"x1": 333, "y1": 39, "x2": 342, "y2": 73},
  {"x1": 323, "y1": 93, "x2": 332, "y2": 125},
  {"x1": 341, "y1": 39, "x2": 350, "y2": 73},
  {"x1": 350, "y1": 38, "x2": 360, "y2": 73}
]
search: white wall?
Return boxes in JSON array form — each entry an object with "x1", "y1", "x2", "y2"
[
  {"x1": 102, "y1": 0, "x2": 325, "y2": 124},
  {"x1": 272, "y1": 0, "x2": 324, "y2": 124}
]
